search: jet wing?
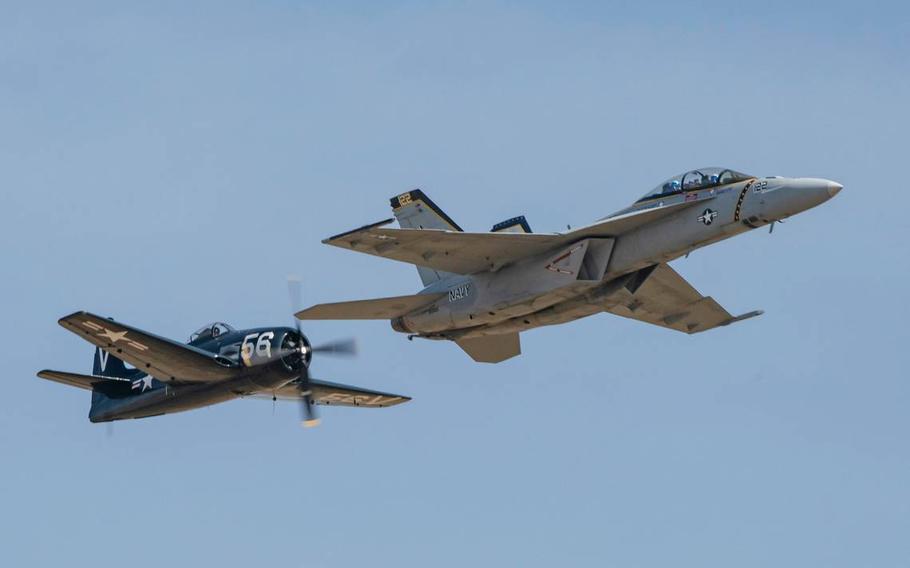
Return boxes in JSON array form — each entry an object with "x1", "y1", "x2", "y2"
[
  {"x1": 296, "y1": 293, "x2": 445, "y2": 320},
  {"x1": 324, "y1": 200, "x2": 704, "y2": 275},
  {"x1": 58, "y1": 311, "x2": 240, "y2": 383},
  {"x1": 324, "y1": 221, "x2": 558, "y2": 275},
  {"x1": 605, "y1": 263, "x2": 762, "y2": 333},
  {"x1": 264, "y1": 379, "x2": 411, "y2": 408},
  {"x1": 562, "y1": 198, "x2": 709, "y2": 241}
]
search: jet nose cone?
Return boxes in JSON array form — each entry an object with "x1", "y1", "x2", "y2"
[{"x1": 827, "y1": 180, "x2": 844, "y2": 197}]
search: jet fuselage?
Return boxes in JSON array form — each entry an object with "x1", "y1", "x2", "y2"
[{"x1": 393, "y1": 175, "x2": 841, "y2": 340}]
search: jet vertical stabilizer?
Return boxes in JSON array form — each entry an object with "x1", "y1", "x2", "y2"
[{"x1": 390, "y1": 190, "x2": 462, "y2": 286}]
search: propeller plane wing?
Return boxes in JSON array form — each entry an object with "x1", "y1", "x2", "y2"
[{"x1": 58, "y1": 311, "x2": 240, "y2": 383}]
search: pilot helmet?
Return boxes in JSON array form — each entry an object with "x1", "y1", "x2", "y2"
[
  {"x1": 709, "y1": 174, "x2": 719, "y2": 183},
  {"x1": 670, "y1": 180, "x2": 681, "y2": 191}
]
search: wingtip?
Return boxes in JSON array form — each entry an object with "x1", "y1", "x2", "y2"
[
  {"x1": 324, "y1": 218, "x2": 395, "y2": 243},
  {"x1": 720, "y1": 310, "x2": 764, "y2": 327},
  {"x1": 374, "y1": 395, "x2": 412, "y2": 407},
  {"x1": 57, "y1": 310, "x2": 89, "y2": 326}
]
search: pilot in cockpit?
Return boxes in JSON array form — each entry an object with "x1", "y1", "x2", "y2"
[{"x1": 189, "y1": 322, "x2": 234, "y2": 344}]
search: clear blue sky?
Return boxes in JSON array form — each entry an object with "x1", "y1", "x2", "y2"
[{"x1": 2, "y1": 2, "x2": 908, "y2": 566}]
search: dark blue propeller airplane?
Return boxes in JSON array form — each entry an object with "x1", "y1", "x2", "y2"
[{"x1": 38, "y1": 283, "x2": 410, "y2": 426}]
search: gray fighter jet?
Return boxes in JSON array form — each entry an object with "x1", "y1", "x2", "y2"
[{"x1": 298, "y1": 168, "x2": 842, "y2": 363}]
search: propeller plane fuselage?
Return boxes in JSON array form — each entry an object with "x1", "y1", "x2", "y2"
[
  {"x1": 38, "y1": 314, "x2": 409, "y2": 424},
  {"x1": 88, "y1": 324, "x2": 307, "y2": 422}
]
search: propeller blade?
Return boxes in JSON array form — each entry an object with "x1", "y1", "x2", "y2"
[
  {"x1": 298, "y1": 367, "x2": 320, "y2": 428},
  {"x1": 312, "y1": 338, "x2": 358, "y2": 357},
  {"x1": 301, "y1": 396, "x2": 320, "y2": 428},
  {"x1": 287, "y1": 276, "x2": 304, "y2": 336},
  {"x1": 285, "y1": 276, "x2": 348, "y2": 427}
]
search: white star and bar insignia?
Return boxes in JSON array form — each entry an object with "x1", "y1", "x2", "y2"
[
  {"x1": 79, "y1": 321, "x2": 150, "y2": 351},
  {"x1": 698, "y1": 208, "x2": 718, "y2": 226},
  {"x1": 131, "y1": 375, "x2": 154, "y2": 393},
  {"x1": 99, "y1": 329, "x2": 128, "y2": 343}
]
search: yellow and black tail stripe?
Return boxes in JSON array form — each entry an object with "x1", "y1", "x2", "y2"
[{"x1": 389, "y1": 189, "x2": 463, "y2": 231}]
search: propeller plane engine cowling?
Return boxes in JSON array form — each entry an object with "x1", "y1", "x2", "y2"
[
  {"x1": 279, "y1": 329, "x2": 311, "y2": 372},
  {"x1": 238, "y1": 328, "x2": 310, "y2": 372}
]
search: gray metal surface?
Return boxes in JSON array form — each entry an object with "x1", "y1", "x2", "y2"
[{"x1": 303, "y1": 170, "x2": 842, "y2": 363}]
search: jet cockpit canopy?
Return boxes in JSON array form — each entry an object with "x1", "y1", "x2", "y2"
[
  {"x1": 638, "y1": 167, "x2": 753, "y2": 202},
  {"x1": 189, "y1": 322, "x2": 234, "y2": 343}
]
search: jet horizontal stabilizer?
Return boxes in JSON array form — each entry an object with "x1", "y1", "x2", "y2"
[{"x1": 296, "y1": 293, "x2": 445, "y2": 320}]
